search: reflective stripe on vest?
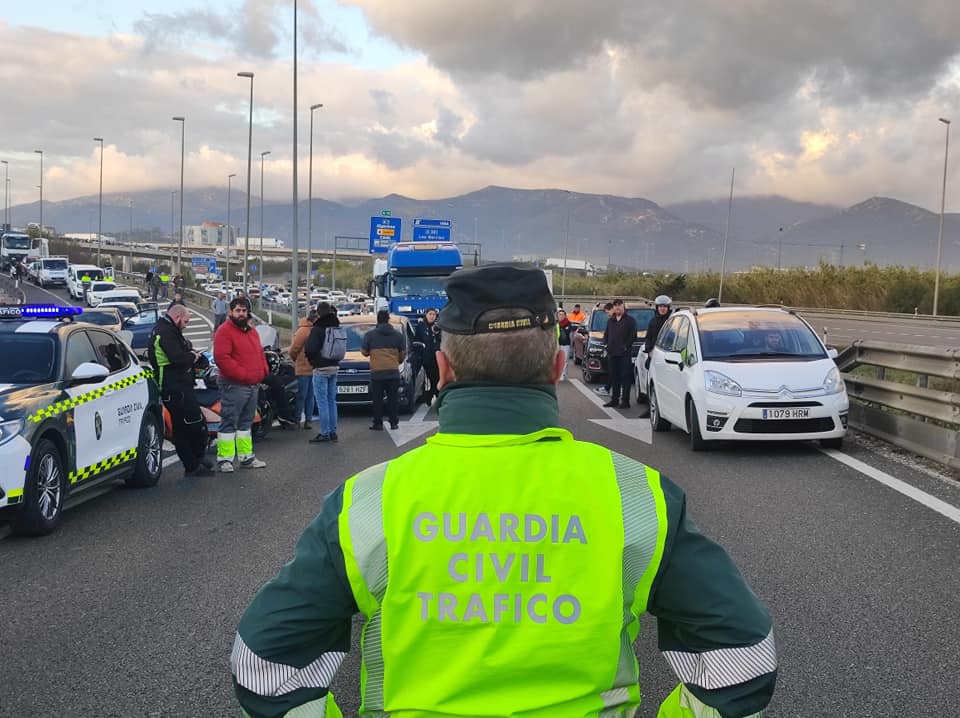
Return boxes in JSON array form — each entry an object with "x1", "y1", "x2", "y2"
[{"x1": 338, "y1": 429, "x2": 668, "y2": 717}]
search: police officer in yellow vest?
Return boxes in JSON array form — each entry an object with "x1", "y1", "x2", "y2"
[{"x1": 231, "y1": 266, "x2": 777, "y2": 718}]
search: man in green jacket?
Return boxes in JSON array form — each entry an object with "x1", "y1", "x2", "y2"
[{"x1": 231, "y1": 266, "x2": 777, "y2": 718}]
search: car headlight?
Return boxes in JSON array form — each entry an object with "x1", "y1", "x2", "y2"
[
  {"x1": 822, "y1": 366, "x2": 845, "y2": 395},
  {"x1": 0, "y1": 418, "x2": 24, "y2": 446},
  {"x1": 704, "y1": 370, "x2": 742, "y2": 397}
]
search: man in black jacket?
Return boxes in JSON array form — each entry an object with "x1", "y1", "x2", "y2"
[
  {"x1": 413, "y1": 307, "x2": 441, "y2": 404},
  {"x1": 148, "y1": 304, "x2": 213, "y2": 476},
  {"x1": 602, "y1": 299, "x2": 637, "y2": 409}
]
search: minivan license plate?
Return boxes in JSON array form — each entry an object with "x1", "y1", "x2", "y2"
[{"x1": 762, "y1": 408, "x2": 810, "y2": 420}]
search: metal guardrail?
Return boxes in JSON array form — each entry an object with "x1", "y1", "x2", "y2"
[{"x1": 836, "y1": 341, "x2": 960, "y2": 468}]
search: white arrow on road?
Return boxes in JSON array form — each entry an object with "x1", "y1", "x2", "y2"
[
  {"x1": 568, "y1": 379, "x2": 652, "y2": 444},
  {"x1": 387, "y1": 402, "x2": 439, "y2": 447}
]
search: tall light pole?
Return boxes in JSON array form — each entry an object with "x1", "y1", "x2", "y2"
[
  {"x1": 561, "y1": 191, "x2": 572, "y2": 297},
  {"x1": 34, "y1": 150, "x2": 43, "y2": 237},
  {"x1": 291, "y1": 0, "x2": 301, "y2": 330},
  {"x1": 259, "y1": 150, "x2": 271, "y2": 289},
  {"x1": 308, "y1": 102, "x2": 323, "y2": 296},
  {"x1": 170, "y1": 191, "x2": 177, "y2": 243},
  {"x1": 94, "y1": 138, "x2": 104, "y2": 266},
  {"x1": 172, "y1": 116, "x2": 185, "y2": 274},
  {"x1": 934, "y1": 117, "x2": 951, "y2": 317},
  {"x1": 227, "y1": 173, "x2": 236, "y2": 287},
  {"x1": 1, "y1": 160, "x2": 8, "y2": 230},
  {"x1": 776, "y1": 226, "x2": 783, "y2": 271},
  {"x1": 238, "y1": 71, "x2": 255, "y2": 294},
  {"x1": 718, "y1": 167, "x2": 735, "y2": 303}
]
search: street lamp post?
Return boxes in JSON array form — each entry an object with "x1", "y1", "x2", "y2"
[
  {"x1": 308, "y1": 102, "x2": 323, "y2": 297},
  {"x1": 170, "y1": 191, "x2": 177, "y2": 243},
  {"x1": 1, "y1": 160, "x2": 8, "y2": 230},
  {"x1": 291, "y1": 0, "x2": 300, "y2": 330},
  {"x1": 227, "y1": 173, "x2": 236, "y2": 287},
  {"x1": 34, "y1": 150, "x2": 43, "y2": 237},
  {"x1": 718, "y1": 167, "x2": 735, "y2": 303},
  {"x1": 172, "y1": 117, "x2": 185, "y2": 275},
  {"x1": 776, "y1": 226, "x2": 783, "y2": 271},
  {"x1": 934, "y1": 117, "x2": 951, "y2": 317},
  {"x1": 94, "y1": 138, "x2": 104, "y2": 266},
  {"x1": 259, "y1": 150, "x2": 271, "y2": 289},
  {"x1": 561, "y1": 190, "x2": 571, "y2": 298},
  {"x1": 238, "y1": 71, "x2": 255, "y2": 294}
]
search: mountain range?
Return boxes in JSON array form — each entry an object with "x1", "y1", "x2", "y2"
[{"x1": 7, "y1": 186, "x2": 960, "y2": 273}]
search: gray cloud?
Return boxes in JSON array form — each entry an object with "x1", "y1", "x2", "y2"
[
  {"x1": 134, "y1": 0, "x2": 348, "y2": 59},
  {"x1": 368, "y1": 89, "x2": 395, "y2": 117},
  {"x1": 348, "y1": 1, "x2": 960, "y2": 110}
]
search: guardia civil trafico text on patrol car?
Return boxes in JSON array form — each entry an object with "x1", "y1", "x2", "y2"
[{"x1": 0, "y1": 304, "x2": 165, "y2": 535}]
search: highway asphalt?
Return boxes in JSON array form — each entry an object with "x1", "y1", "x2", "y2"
[
  {"x1": 2, "y1": 369, "x2": 959, "y2": 717},
  {"x1": 798, "y1": 311, "x2": 960, "y2": 351}
]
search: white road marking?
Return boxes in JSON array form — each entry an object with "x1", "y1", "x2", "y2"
[
  {"x1": 386, "y1": 402, "x2": 438, "y2": 447},
  {"x1": 568, "y1": 379, "x2": 652, "y2": 444},
  {"x1": 822, "y1": 448, "x2": 960, "y2": 526}
]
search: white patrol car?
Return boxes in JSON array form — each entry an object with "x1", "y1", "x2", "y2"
[{"x1": 0, "y1": 304, "x2": 164, "y2": 535}]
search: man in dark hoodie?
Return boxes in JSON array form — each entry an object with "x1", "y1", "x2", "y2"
[
  {"x1": 306, "y1": 302, "x2": 343, "y2": 443},
  {"x1": 413, "y1": 307, "x2": 441, "y2": 404},
  {"x1": 362, "y1": 309, "x2": 406, "y2": 430},
  {"x1": 643, "y1": 295, "x2": 673, "y2": 361}
]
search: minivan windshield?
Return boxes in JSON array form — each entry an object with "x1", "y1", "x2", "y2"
[
  {"x1": 696, "y1": 311, "x2": 826, "y2": 360},
  {"x1": 43, "y1": 259, "x2": 68, "y2": 270}
]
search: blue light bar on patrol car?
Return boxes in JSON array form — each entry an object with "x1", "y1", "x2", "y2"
[{"x1": 0, "y1": 304, "x2": 83, "y2": 319}]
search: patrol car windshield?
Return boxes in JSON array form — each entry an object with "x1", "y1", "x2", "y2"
[
  {"x1": 0, "y1": 335, "x2": 57, "y2": 384},
  {"x1": 2, "y1": 235, "x2": 31, "y2": 249},
  {"x1": 696, "y1": 311, "x2": 827, "y2": 360}
]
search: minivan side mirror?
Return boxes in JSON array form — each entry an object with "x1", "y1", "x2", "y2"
[{"x1": 827, "y1": 347, "x2": 839, "y2": 359}]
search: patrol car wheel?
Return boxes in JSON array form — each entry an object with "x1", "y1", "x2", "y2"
[
  {"x1": 12, "y1": 438, "x2": 66, "y2": 536},
  {"x1": 127, "y1": 412, "x2": 163, "y2": 488}
]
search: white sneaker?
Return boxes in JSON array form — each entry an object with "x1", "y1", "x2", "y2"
[
  {"x1": 595, "y1": 386, "x2": 610, "y2": 395},
  {"x1": 240, "y1": 456, "x2": 266, "y2": 469},
  {"x1": 218, "y1": 461, "x2": 235, "y2": 473}
]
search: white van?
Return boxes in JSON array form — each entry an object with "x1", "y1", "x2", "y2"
[
  {"x1": 67, "y1": 264, "x2": 106, "y2": 299},
  {"x1": 32, "y1": 257, "x2": 69, "y2": 287}
]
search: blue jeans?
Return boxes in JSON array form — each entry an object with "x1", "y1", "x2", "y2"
[
  {"x1": 295, "y1": 375, "x2": 316, "y2": 423},
  {"x1": 312, "y1": 372, "x2": 338, "y2": 436}
]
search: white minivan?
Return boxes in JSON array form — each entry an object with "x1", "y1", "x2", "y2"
[
  {"x1": 67, "y1": 264, "x2": 106, "y2": 299},
  {"x1": 32, "y1": 257, "x2": 70, "y2": 287}
]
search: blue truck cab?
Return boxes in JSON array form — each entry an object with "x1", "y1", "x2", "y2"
[{"x1": 373, "y1": 241, "x2": 463, "y2": 320}]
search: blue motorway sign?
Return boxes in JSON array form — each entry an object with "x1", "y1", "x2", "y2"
[
  {"x1": 412, "y1": 218, "x2": 452, "y2": 243},
  {"x1": 191, "y1": 256, "x2": 218, "y2": 274},
  {"x1": 370, "y1": 216, "x2": 402, "y2": 253}
]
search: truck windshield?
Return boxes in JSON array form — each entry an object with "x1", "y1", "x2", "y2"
[
  {"x1": 3, "y1": 236, "x2": 31, "y2": 249},
  {"x1": 391, "y1": 276, "x2": 447, "y2": 298}
]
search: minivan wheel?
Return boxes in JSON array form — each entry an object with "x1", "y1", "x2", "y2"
[{"x1": 649, "y1": 385, "x2": 670, "y2": 432}]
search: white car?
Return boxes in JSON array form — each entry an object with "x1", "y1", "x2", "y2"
[
  {"x1": 90, "y1": 287, "x2": 142, "y2": 307},
  {"x1": 85, "y1": 281, "x2": 119, "y2": 306},
  {"x1": 645, "y1": 306, "x2": 848, "y2": 450}
]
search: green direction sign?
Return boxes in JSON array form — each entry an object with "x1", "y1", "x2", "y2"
[{"x1": 381, "y1": 210, "x2": 392, "y2": 217}]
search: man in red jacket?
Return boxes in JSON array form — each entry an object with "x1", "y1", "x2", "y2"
[{"x1": 214, "y1": 298, "x2": 269, "y2": 473}]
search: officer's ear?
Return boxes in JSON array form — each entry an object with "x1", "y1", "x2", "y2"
[
  {"x1": 550, "y1": 349, "x2": 566, "y2": 385},
  {"x1": 436, "y1": 350, "x2": 456, "y2": 389}
]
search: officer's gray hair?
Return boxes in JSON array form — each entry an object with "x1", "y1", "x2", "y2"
[
  {"x1": 441, "y1": 309, "x2": 558, "y2": 385},
  {"x1": 167, "y1": 304, "x2": 190, "y2": 321}
]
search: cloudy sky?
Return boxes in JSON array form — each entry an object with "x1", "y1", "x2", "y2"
[{"x1": 3, "y1": 0, "x2": 960, "y2": 211}]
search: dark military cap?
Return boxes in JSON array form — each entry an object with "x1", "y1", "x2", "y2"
[{"x1": 437, "y1": 265, "x2": 557, "y2": 335}]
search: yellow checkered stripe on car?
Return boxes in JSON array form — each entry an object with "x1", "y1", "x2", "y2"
[
  {"x1": 28, "y1": 370, "x2": 151, "y2": 423},
  {"x1": 69, "y1": 447, "x2": 138, "y2": 484},
  {"x1": 6, "y1": 488, "x2": 24, "y2": 505}
]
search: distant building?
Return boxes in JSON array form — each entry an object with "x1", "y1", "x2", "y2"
[
  {"x1": 183, "y1": 222, "x2": 238, "y2": 247},
  {"x1": 236, "y1": 236, "x2": 285, "y2": 249},
  {"x1": 543, "y1": 257, "x2": 597, "y2": 276}
]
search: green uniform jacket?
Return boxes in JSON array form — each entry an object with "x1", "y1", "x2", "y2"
[{"x1": 232, "y1": 384, "x2": 776, "y2": 718}]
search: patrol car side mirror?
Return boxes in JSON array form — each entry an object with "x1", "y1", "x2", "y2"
[{"x1": 70, "y1": 362, "x2": 110, "y2": 385}]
